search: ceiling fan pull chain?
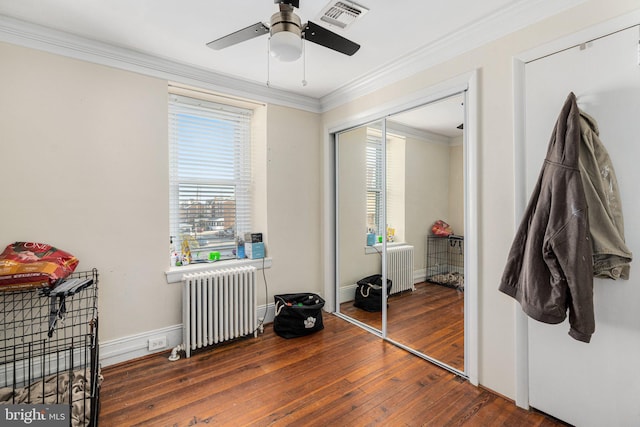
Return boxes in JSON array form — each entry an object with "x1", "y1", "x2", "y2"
[
  {"x1": 302, "y1": 34, "x2": 307, "y2": 87},
  {"x1": 266, "y1": 38, "x2": 271, "y2": 87}
]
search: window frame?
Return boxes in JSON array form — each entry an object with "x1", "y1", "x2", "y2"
[{"x1": 168, "y1": 92, "x2": 253, "y2": 262}]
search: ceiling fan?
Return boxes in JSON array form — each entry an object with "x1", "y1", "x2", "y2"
[{"x1": 207, "y1": 0, "x2": 361, "y2": 62}]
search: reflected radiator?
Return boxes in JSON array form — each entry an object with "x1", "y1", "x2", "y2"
[
  {"x1": 182, "y1": 266, "x2": 257, "y2": 358},
  {"x1": 387, "y1": 245, "x2": 415, "y2": 294}
]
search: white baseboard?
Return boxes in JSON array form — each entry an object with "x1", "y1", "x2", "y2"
[
  {"x1": 99, "y1": 324, "x2": 183, "y2": 367},
  {"x1": 339, "y1": 283, "x2": 357, "y2": 304},
  {"x1": 100, "y1": 303, "x2": 276, "y2": 367}
]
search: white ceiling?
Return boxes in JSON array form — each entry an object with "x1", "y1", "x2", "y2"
[
  {"x1": 0, "y1": 0, "x2": 584, "y2": 103},
  {"x1": 389, "y1": 93, "x2": 465, "y2": 139}
]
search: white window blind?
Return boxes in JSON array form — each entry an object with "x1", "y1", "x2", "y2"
[
  {"x1": 366, "y1": 130, "x2": 384, "y2": 237},
  {"x1": 169, "y1": 93, "x2": 252, "y2": 257}
]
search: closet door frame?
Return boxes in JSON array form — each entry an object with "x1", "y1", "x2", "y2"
[{"x1": 324, "y1": 70, "x2": 479, "y2": 386}]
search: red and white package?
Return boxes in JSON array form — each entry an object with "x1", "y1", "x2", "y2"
[
  {"x1": 431, "y1": 220, "x2": 453, "y2": 237},
  {"x1": 0, "y1": 242, "x2": 79, "y2": 291}
]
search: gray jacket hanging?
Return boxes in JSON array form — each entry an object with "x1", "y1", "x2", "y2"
[
  {"x1": 578, "y1": 110, "x2": 632, "y2": 280},
  {"x1": 499, "y1": 92, "x2": 594, "y2": 343}
]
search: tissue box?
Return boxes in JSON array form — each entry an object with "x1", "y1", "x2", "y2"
[{"x1": 245, "y1": 242, "x2": 264, "y2": 259}]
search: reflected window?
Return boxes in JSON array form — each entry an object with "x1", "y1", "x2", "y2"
[{"x1": 366, "y1": 129, "x2": 383, "y2": 237}]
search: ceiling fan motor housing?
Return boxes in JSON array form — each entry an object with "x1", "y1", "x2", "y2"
[
  {"x1": 269, "y1": 8, "x2": 303, "y2": 61},
  {"x1": 270, "y1": 9, "x2": 301, "y2": 37}
]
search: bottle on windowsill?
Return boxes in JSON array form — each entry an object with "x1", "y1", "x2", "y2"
[{"x1": 236, "y1": 238, "x2": 245, "y2": 259}]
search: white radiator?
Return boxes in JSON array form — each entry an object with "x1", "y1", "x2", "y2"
[
  {"x1": 387, "y1": 245, "x2": 415, "y2": 294},
  {"x1": 182, "y1": 266, "x2": 257, "y2": 358}
]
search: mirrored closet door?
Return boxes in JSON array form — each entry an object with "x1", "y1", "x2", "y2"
[
  {"x1": 336, "y1": 119, "x2": 385, "y2": 333},
  {"x1": 335, "y1": 92, "x2": 468, "y2": 375},
  {"x1": 384, "y1": 94, "x2": 465, "y2": 372}
]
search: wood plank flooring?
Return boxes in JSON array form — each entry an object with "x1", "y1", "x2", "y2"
[
  {"x1": 99, "y1": 314, "x2": 566, "y2": 427},
  {"x1": 340, "y1": 282, "x2": 464, "y2": 370}
]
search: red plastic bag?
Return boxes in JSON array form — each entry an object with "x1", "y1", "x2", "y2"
[
  {"x1": 0, "y1": 242, "x2": 79, "y2": 291},
  {"x1": 431, "y1": 220, "x2": 453, "y2": 237}
]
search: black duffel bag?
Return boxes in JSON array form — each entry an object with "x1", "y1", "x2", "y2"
[
  {"x1": 354, "y1": 274, "x2": 392, "y2": 312},
  {"x1": 274, "y1": 293, "x2": 325, "y2": 338}
]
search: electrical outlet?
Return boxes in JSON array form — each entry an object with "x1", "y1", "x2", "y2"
[{"x1": 148, "y1": 336, "x2": 167, "y2": 351}]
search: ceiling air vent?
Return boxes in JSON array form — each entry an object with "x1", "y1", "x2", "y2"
[{"x1": 319, "y1": 1, "x2": 369, "y2": 30}]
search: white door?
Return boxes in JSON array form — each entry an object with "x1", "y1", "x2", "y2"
[{"x1": 524, "y1": 25, "x2": 640, "y2": 426}]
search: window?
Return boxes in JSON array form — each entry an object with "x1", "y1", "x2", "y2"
[
  {"x1": 169, "y1": 93, "x2": 252, "y2": 259},
  {"x1": 366, "y1": 129, "x2": 384, "y2": 237}
]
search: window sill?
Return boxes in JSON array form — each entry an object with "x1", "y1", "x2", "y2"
[
  {"x1": 165, "y1": 257, "x2": 272, "y2": 284},
  {"x1": 364, "y1": 242, "x2": 408, "y2": 254}
]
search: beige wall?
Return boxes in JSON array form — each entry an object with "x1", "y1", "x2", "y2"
[
  {"x1": 322, "y1": 0, "x2": 640, "y2": 400},
  {"x1": 448, "y1": 142, "x2": 464, "y2": 235},
  {"x1": 404, "y1": 137, "x2": 451, "y2": 272},
  {"x1": 0, "y1": 42, "x2": 175, "y2": 342},
  {"x1": 0, "y1": 42, "x2": 323, "y2": 346},
  {"x1": 264, "y1": 104, "x2": 323, "y2": 296}
]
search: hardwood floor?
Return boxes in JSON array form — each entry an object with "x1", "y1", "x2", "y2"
[
  {"x1": 340, "y1": 282, "x2": 464, "y2": 370},
  {"x1": 99, "y1": 315, "x2": 565, "y2": 427}
]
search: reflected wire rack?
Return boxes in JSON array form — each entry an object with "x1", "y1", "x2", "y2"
[
  {"x1": 0, "y1": 268, "x2": 100, "y2": 427},
  {"x1": 425, "y1": 235, "x2": 464, "y2": 290}
]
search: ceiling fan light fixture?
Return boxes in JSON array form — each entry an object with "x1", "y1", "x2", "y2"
[
  {"x1": 269, "y1": 9, "x2": 302, "y2": 62},
  {"x1": 270, "y1": 29, "x2": 302, "y2": 61}
]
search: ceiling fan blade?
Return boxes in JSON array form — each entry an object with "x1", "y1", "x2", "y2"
[
  {"x1": 207, "y1": 22, "x2": 269, "y2": 50},
  {"x1": 302, "y1": 21, "x2": 360, "y2": 56}
]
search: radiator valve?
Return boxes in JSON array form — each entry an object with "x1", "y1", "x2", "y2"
[{"x1": 168, "y1": 344, "x2": 184, "y2": 362}]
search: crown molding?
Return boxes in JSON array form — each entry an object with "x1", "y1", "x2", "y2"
[
  {"x1": 0, "y1": 14, "x2": 321, "y2": 113},
  {"x1": 319, "y1": 0, "x2": 587, "y2": 112},
  {"x1": 1, "y1": 0, "x2": 587, "y2": 115}
]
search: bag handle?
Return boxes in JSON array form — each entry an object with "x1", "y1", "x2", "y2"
[
  {"x1": 359, "y1": 284, "x2": 371, "y2": 298},
  {"x1": 275, "y1": 300, "x2": 284, "y2": 317}
]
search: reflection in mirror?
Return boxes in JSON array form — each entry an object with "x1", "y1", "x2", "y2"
[
  {"x1": 336, "y1": 120, "x2": 385, "y2": 331},
  {"x1": 385, "y1": 93, "x2": 466, "y2": 372}
]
